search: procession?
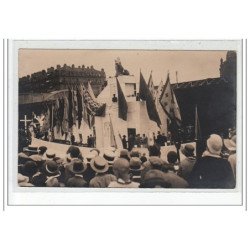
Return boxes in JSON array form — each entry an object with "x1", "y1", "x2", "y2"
[{"x1": 17, "y1": 50, "x2": 237, "y2": 189}]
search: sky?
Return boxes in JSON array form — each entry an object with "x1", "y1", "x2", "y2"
[{"x1": 19, "y1": 49, "x2": 227, "y2": 84}]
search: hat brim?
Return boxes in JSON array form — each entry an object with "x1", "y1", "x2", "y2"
[
  {"x1": 224, "y1": 139, "x2": 236, "y2": 151},
  {"x1": 90, "y1": 158, "x2": 109, "y2": 173}
]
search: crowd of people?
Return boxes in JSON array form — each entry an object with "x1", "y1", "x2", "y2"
[
  {"x1": 120, "y1": 131, "x2": 173, "y2": 151},
  {"x1": 18, "y1": 132, "x2": 236, "y2": 189}
]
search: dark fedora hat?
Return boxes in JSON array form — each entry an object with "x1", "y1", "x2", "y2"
[
  {"x1": 68, "y1": 160, "x2": 87, "y2": 174},
  {"x1": 181, "y1": 144, "x2": 195, "y2": 157},
  {"x1": 44, "y1": 160, "x2": 59, "y2": 176}
]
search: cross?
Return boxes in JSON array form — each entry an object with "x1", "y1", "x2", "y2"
[{"x1": 20, "y1": 115, "x2": 32, "y2": 131}]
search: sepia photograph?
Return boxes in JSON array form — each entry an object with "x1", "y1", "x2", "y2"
[{"x1": 16, "y1": 45, "x2": 238, "y2": 191}]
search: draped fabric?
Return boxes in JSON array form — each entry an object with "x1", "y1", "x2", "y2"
[
  {"x1": 76, "y1": 87, "x2": 83, "y2": 129},
  {"x1": 68, "y1": 88, "x2": 74, "y2": 128},
  {"x1": 116, "y1": 77, "x2": 128, "y2": 121},
  {"x1": 139, "y1": 71, "x2": 161, "y2": 127},
  {"x1": 62, "y1": 96, "x2": 69, "y2": 133}
]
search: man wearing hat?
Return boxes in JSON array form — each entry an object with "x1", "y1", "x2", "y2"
[
  {"x1": 179, "y1": 144, "x2": 196, "y2": 180},
  {"x1": 119, "y1": 149, "x2": 130, "y2": 162},
  {"x1": 139, "y1": 170, "x2": 171, "y2": 188},
  {"x1": 89, "y1": 156, "x2": 116, "y2": 188},
  {"x1": 188, "y1": 134, "x2": 235, "y2": 188},
  {"x1": 103, "y1": 150, "x2": 116, "y2": 174},
  {"x1": 108, "y1": 158, "x2": 139, "y2": 188},
  {"x1": 66, "y1": 160, "x2": 88, "y2": 187},
  {"x1": 64, "y1": 146, "x2": 82, "y2": 183},
  {"x1": 141, "y1": 145, "x2": 188, "y2": 188},
  {"x1": 44, "y1": 160, "x2": 61, "y2": 187},
  {"x1": 129, "y1": 157, "x2": 143, "y2": 183}
]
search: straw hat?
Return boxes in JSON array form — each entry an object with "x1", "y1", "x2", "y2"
[
  {"x1": 90, "y1": 156, "x2": 109, "y2": 173},
  {"x1": 103, "y1": 150, "x2": 116, "y2": 165},
  {"x1": 224, "y1": 135, "x2": 236, "y2": 151}
]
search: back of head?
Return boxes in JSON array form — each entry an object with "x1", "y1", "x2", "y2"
[
  {"x1": 206, "y1": 134, "x2": 223, "y2": 156},
  {"x1": 113, "y1": 158, "x2": 130, "y2": 178},
  {"x1": 69, "y1": 146, "x2": 80, "y2": 158},
  {"x1": 22, "y1": 161, "x2": 38, "y2": 177},
  {"x1": 167, "y1": 151, "x2": 178, "y2": 164},
  {"x1": 148, "y1": 144, "x2": 161, "y2": 157}
]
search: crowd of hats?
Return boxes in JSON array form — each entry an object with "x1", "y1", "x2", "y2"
[{"x1": 17, "y1": 132, "x2": 236, "y2": 188}]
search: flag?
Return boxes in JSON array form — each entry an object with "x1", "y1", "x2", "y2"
[
  {"x1": 62, "y1": 95, "x2": 69, "y2": 134},
  {"x1": 148, "y1": 71, "x2": 155, "y2": 100},
  {"x1": 68, "y1": 88, "x2": 74, "y2": 128},
  {"x1": 159, "y1": 73, "x2": 182, "y2": 126},
  {"x1": 139, "y1": 71, "x2": 161, "y2": 127},
  {"x1": 116, "y1": 77, "x2": 128, "y2": 121},
  {"x1": 76, "y1": 87, "x2": 83, "y2": 129}
]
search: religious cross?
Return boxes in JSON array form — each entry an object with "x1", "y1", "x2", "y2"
[{"x1": 20, "y1": 115, "x2": 32, "y2": 130}]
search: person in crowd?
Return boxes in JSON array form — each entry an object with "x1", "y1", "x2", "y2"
[
  {"x1": 66, "y1": 160, "x2": 88, "y2": 187},
  {"x1": 130, "y1": 148, "x2": 140, "y2": 158},
  {"x1": 156, "y1": 131, "x2": 165, "y2": 147},
  {"x1": 167, "y1": 131, "x2": 172, "y2": 145},
  {"x1": 87, "y1": 136, "x2": 91, "y2": 148},
  {"x1": 162, "y1": 133, "x2": 167, "y2": 146},
  {"x1": 119, "y1": 149, "x2": 130, "y2": 162},
  {"x1": 103, "y1": 150, "x2": 116, "y2": 174},
  {"x1": 18, "y1": 173, "x2": 34, "y2": 187},
  {"x1": 45, "y1": 150, "x2": 56, "y2": 161},
  {"x1": 141, "y1": 134, "x2": 148, "y2": 148},
  {"x1": 179, "y1": 144, "x2": 196, "y2": 180},
  {"x1": 43, "y1": 160, "x2": 61, "y2": 187},
  {"x1": 166, "y1": 151, "x2": 181, "y2": 175},
  {"x1": 139, "y1": 170, "x2": 171, "y2": 188},
  {"x1": 29, "y1": 154, "x2": 45, "y2": 170},
  {"x1": 141, "y1": 144, "x2": 188, "y2": 188},
  {"x1": 64, "y1": 146, "x2": 82, "y2": 183},
  {"x1": 129, "y1": 157, "x2": 143, "y2": 183},
  {"x1": 70, "y1": 133, "x2": 76, "y2": 145},
  {"x1": 19, "y1": 160, "x2": 39, "y2": 184},
  {"x1": 140, "y1": 153, "x2": 147, "y2": 164},
  {"x1": 128, "y1": 134, "x2": 135, "y2": 151},
  {"x1": 89, "y1": 156, "x2": 117, "y2": 188},
  {"x1": 112, "y1": 94, "x2": 118, "y2": 102},
  {"x1": 153, "y1": 132, "x2": 156, "y2": 144},
  {"x1": 38, "y1": 146, "x2": 47, "y2": 159},
  {"x1": 136, "y1": 93, "x2": 140, "y2": 101},
  {"x1": 122, "y1": 135, "x2": 127, "y2": 149},
  {"x1": 108, "y1": 158, "x2": 139, "y2": 188},
  {"x1": 188, "y1": 134, "x2": 235, "y2": 189},
  {"x1": 83, "y1": 152, "x2": 97, "y2": 183},
  {"x1": 135, "y1": 134, "x2": 142, "y2": 148},
  {"x1": 224, "y1": 135, "x2": 236, "y2": 179}
]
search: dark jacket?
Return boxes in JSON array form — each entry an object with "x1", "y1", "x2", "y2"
[{"x1": 188, "y1": 156, "x2": 235, "y2": 189}]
